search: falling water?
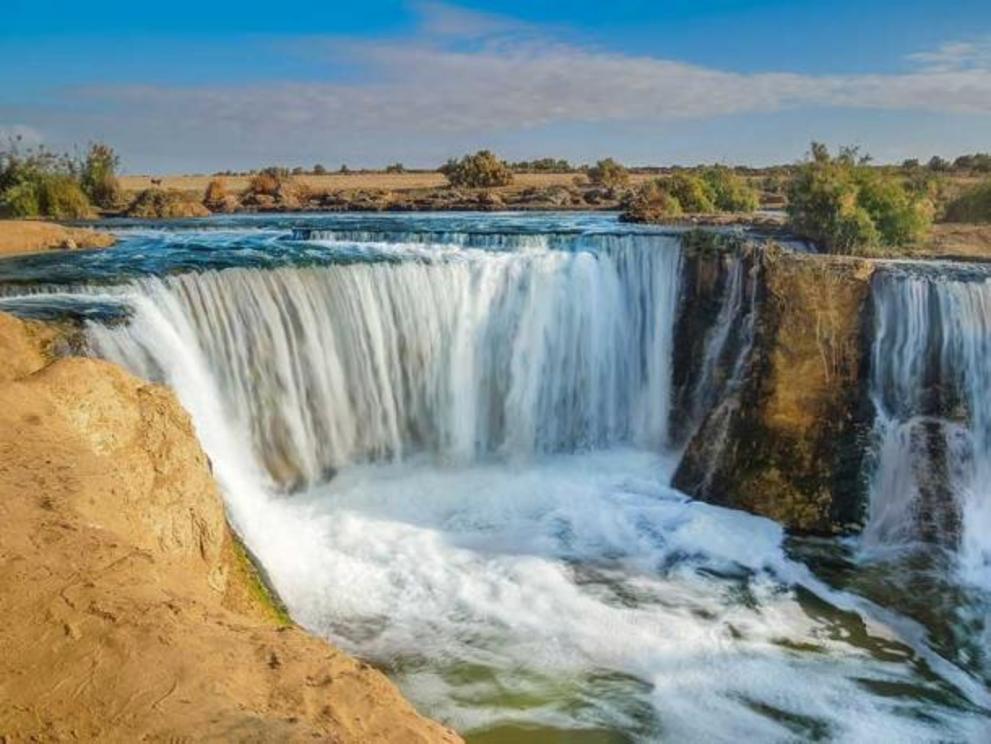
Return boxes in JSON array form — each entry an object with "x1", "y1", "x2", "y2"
[
  {"x1": 866, "y1": 268, "x2": 991, "y2": 587},
  {"x1": 89, "y1": 236, "x2": 682, "y2": 489}
]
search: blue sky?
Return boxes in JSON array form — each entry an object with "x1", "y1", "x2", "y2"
[{"x1": 3, "y1": 1, "x2": 990, "y2": 172}]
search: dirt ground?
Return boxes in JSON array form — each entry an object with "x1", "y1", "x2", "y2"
[{"x1": 119, "y1": 171, "x2": 659, "y2": 196}]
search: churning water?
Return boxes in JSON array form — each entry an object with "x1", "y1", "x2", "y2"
[{"x1": 1, "y1": 213, "x2": 988, "y2": 742}]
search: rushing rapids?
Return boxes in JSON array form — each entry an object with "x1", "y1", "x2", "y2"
[{"x1": 1, "y1": 214, "x2": 989, "y2": 742}]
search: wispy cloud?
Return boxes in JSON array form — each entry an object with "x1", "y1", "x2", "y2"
[{"x1": 907, "y1": 38, "x2": 991, "y2": 72}]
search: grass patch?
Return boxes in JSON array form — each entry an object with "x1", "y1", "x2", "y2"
[{"x1": 228, "y1": 530, "x2": 292, "y2": 628}]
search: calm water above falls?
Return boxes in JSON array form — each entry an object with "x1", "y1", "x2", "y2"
[{"x1": 1, "y1": 213, "x2": 989, "y2": 742}]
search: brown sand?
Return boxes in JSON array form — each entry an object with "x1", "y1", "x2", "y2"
[
  {"x1": 917, "y1": 222, "x2": 991, "y2": 259},
  {"x1": 120, "y1": 171, "x2": 658, "y2": 197},
  {"x1": 0, "y1": 220, "x2": 116, "y2": 257},
  {"x1": 0, "y1": 312, "x2": 461, "y2": 743}
]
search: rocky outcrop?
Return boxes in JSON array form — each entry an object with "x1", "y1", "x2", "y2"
[
  {"x1": 0, "y1": 219, "x2": 116, "y2": 257},
  {"x1": 0, "y1": 312, "x2": 460, "y2": 743},
  {"x1": 673, "y1": 241, "x2": 876, "y2": 534}
]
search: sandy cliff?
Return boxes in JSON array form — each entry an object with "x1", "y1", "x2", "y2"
[{"x1": 0, "y1": 312, "x2": 460, "y2": 743}]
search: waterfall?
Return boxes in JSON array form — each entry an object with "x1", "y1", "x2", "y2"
[
  {"x1": 865, "y1": 269, "x2": 991, "y2": 586},
  {"x1": 88, "y1": 236, "x2": 683, "y2": 490}
]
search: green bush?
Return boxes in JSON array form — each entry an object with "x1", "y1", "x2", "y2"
[
  {"x1": 38, "y1": 175, "x2": 94, "y2": 219},
  {"x1": 0, "y1": 180, "x2": 41, "y2": 217},
  {"x1": 80, "y1": 143, "x2": 122, "y2": 210},
  {"x1": 0, "y1": 174, "x2": 93, "y2": 219},
  {"x1": 587, "y1": 158, "x2": 629, "y2": 190},
  {"x1": 787, "y1": 143, "x2": 931, "y2": 254},
  {"x1": 664, "y1": 173, "x2": 716, "y2": 213},
  {"x1": 440, "y1": 150, "x2": 513, "y2": 188},
  {"x1": 700, "y1": 166, "x2": 759, "y2": 212},
  {"x1": 942, "y1": 180, "x2": 991, "y2": 223}
]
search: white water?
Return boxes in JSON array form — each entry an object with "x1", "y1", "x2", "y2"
[
  {"x1": 78, "y1": 233, "x2": 991, "y2": 741},
  {"x1": 94, "y1": 238, "x2": 681, "y2": 489},
  {"x1": 866, "y1": 272, "x2": 991, "y2": 588}
]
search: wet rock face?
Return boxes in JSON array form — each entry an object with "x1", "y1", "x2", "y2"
[
  {"x1": 668, "y1": 236, "x2": 760, "y2": 447},
  {"x1": 673, "y1": 243, "x2": 877, "y2": 534}
]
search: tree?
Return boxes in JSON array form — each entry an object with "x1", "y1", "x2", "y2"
[
  {"x1": 439, "y1": 150, "x2": 513, "y2": 188},
  {"x1": 927, "y1": 156, "x2": 951, "y2": 172},
  {"x1": 385, "y1": 162, "x2": 405, "y2": 173},
  {"x1": 587, "y1": 158, "x2": 629, "y2": 190},
  {"x1": 312, "y1": 164, "x2": 327, "y2": 175}
]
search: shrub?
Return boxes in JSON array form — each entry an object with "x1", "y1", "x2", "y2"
[
  {"x1": 312, "y1": 164, "x2": 327, "y2": 175},
  {"x1": 247, "y1": 171, "x2": 282, "y2": 196},
  {"x1": 856, "y1": 170, "x2": 933, "y2": 245},
  {"x1": 787, "y1": 143, "x2": 931, "y2": 254},
  {"x1": 37, "y1": 175, "x2": 94, "y2": 219},
  {"x1": 620, "y1": 180, "x2": 683, "y2": 223},
  {"x1": 0, "y1": 180, "x2": 41, "y2": 217},
  {"x1": 0, "y1": 137, "x2": 94, "y2": 218},
  {"x1": 203, "y1": 178, "x2": 230, "y2": 210},
  {"x1": 512, "y1": 158, "x2": 572, "y2": 172},
  {"x1": 928, "y1": 156, "x2": 951, "y2": 172},
  {"x1": 0, "y1": 174, "x2": 93, "y2": 219},
  {"x1": 664, "y1": 173, "x2": 716, "y2": 213},
  {"x1": 126, "y1": 189, "x2": 210, "y2": 218},
  {"x1": 587, "y1": 158, "x2": 629, "y2": 190},
  {"x1": 699, "y1": 166, "x2": 759, "y2": 212},
  {"x1": 440, "y1": 150, "x2": 513, "y2": 188},
  {"x1": 291, "y1": 166, "x2": 305, "y2": 176},
  {"x1": 942, "y1": 181, "x2": 991, "y2": 223},
  {"x1": 385, "y1": 162, "x2": 405, "y2": 173},
  {"x1": 80, "y1": 143, "x2": 122, "y2": 210}
]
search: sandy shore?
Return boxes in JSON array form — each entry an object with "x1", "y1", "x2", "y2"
[{"x1": 0, "y1": 220, "x2": 116, "y2": 257}]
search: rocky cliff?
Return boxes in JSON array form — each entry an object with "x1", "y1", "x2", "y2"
[
  {"x1": 0, "y1": 312, "x2": 459, "y2": 742},
  {"x1": 672, "y1": 237, "x2": 877, "y2": 534}
]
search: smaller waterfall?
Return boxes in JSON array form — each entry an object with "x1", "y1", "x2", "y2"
[{"x1": 865, "y1": 270, "x2": 991, "y2": 586}]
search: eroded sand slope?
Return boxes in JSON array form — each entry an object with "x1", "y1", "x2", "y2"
[{"x1": 0, "y1": 312, "x2": 460, "y2": 743}]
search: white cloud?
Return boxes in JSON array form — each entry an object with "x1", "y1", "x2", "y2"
[
  {"x1": 10, "y1": 4, "x2": 991, "y2": 168},
  {"x1": 76, "y1": 31, "x2": 991, "y2": 141},
  {"x1": 907, "y1": 38, "x2": 991, "y2": 72}
]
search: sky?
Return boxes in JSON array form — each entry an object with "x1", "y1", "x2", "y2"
[{"x1": 2, "y1": 0, "x2": 990, "y2": 173}]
